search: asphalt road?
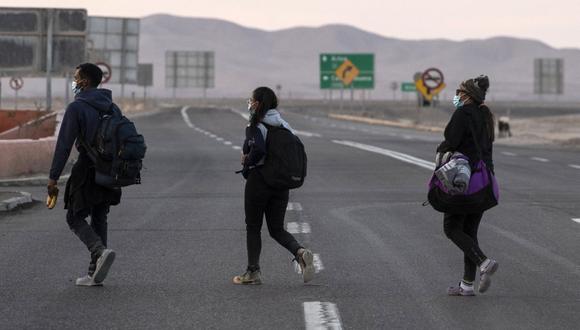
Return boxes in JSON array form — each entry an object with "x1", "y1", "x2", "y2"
[{"x1": 1, "y1": 105, "x2": 579, "y2": 329}]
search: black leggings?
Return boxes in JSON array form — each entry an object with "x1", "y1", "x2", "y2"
[
  {"x1": 244, "y1": 171, "x2": 302, "y2": 270},
  {"x1": 443, "y1": 212, "x2": 487, "y2": 282}
]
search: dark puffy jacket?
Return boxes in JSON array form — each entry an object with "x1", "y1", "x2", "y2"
[{"x1": 437, "y1": 103, "x2": 494, "y2": 173}]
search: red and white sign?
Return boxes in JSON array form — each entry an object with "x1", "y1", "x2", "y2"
[
  {"x1": 9, "y1": 77, "x2": 24, "y2": 91},
  {"x1": 96, "y1": 62, "x2": 112, "y2": 84},
  {"x1": 421, "y1": 68, "x2": 444, "y2": 90}
]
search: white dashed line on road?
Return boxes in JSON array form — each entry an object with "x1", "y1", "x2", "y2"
[
  {"x1": 531, "y1": 157, "x2": 549, "y2": 163},
  {"x1": 223, "y1": 141, "x2": 232, "y2": 145},
  {"x1": 287, "y1": 202, "x2": 303, "y2": 211},
  {"x1": 303, "y1": 302, "x2": 343, "y2": 330},
  {"x1": 569, "y1": 164, "x2": 580, "y2": 170},
  {"x1": 572, "y1": 218, "x2": 580, "y2": 224},
  {"x1": 232, "y1": 146, "x2": 241, "y2": 150},
  {"x1": 501, "y1": 151, "x2": 517, "y2": 156},
  {"x1": 286, "y1": 222, "x2": 311, "y2": 234}
]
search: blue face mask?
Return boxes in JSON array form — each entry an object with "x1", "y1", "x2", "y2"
[{"x1": 452, "y1": 95, "x2": 464, "y2": 109}]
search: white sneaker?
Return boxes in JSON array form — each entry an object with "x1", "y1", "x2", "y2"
[
  {"x1": 92, "y1": 249, "x2": 116, "y2": 284},
  {"x1": 75, "y1": 275, "x2": 103, "y2": 287},
  {"x1": 298, "y1": 249, "x2": 315, "y2": 283}
]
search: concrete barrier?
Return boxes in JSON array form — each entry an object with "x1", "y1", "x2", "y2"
[
  {"x1": 0, "y1": 110, "x2": 50, "y2": 133},
  {"x1": 0, "y1": 137, "x2": 56, "y2": 179}
]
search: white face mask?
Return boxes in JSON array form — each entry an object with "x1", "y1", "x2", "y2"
[
  {"x1": 71, "y1": 81, "x2": 82, "y2": 95},
  {"x1": 452, "y1": 95, "x2": 464, "y2": 109}
]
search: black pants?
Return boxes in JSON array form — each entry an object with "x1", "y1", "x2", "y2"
[
  {"x1": 245, "y1": 171, "x2": 302, "y2": 270},
  {"x1": 66, "y1": 203, "x2": 109, "y2": 275},
  {"x1": 443, "y1": 212, "x2": 487, "y2": 282}
]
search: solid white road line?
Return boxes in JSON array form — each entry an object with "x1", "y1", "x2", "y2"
[
  {"x1": 295, "y1": 130, "x2": 323, "y2": 138},
  {"x1": 333, "y1": 140, "x2": 435, "y2": 170},
  {"x1": 569, "y1": 164, "x2": 580, "y2": 170},
  {"x1": 287, "y1": 202, "x2": 303, "y2": 211},
  {"x1": 531, "y1": 157, "x2": 549, "y2": 163},
  {"x1": 180, "y1": 106, "x2": 194, "y2": 128},
  {"x1": 286, "y1": 222, "x2": 312, "y2": 234},
  {"x1": 572, "y1": 218, "x2": 580, "y2": 224},
  {"x1": 501, "y1": 151, "x2": 517, "y2": 156},
  {"x1": 303, "y1": 302, "x2": 343, "y2": 330}
]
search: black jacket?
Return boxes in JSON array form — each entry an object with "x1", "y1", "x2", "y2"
[
  {"x1": 49, "y1": 88, "x2": 121, "y2": 214},
  {"x1": 437, "y1": 103, "x2": 494, "y2": 173}
]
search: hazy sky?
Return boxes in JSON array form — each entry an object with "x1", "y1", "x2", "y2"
[{"x1": 4, "y1": 0, "x2": 580, "y2": 48}]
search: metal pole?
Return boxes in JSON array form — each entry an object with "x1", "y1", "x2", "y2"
[
  {"x1": 0, "y1": 79, "x2": 2, "y2": 109},
  {"x1": 15, "y1": 90, "x2": 19, "y2": 110},
  {"x1": 46, "y1": 10, "x2": 54, "y2": 111},
  {"x1": 120, "y1": 19, "x2": 127, "y2": 101},
  {"x1": 173, "y1": 52, "x2": 178, "y2": 104},
  {"x1": 65, "y1": 73, "x2": 71, "y2": 105}
]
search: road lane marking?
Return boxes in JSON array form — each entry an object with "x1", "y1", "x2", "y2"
[
  {"x1": 216, "y1": 137, "x2": 224, "y2": 141},
  {"x1": 501, "y1": 151, "x2": 517, "y2": 156},
  {"x1": 180, "y1": 106, "x2": 194, "y2": 128},
  {"x1": 287, "y1": 202, "x2": 303, "y2": 211},
  {"x1": 569, "y1": 164, "x2": 580, "y2": 170},
  {"x1": 303, "y1": 302, "x2": 343, "y2": 330},
  {"x1": 223, "y1": 141, "x2": 232, "y2": 145},
  {"x1": 232, "y1": 146, "x2": 241, "y2": 150},
  {"x1": 286, "y1": 222, "x2": 311, "y2": 234},
  {"x1": 572, "y1": 218, "x2": 580, "y2": 224},
  {"x1": 295, "y1": 130, "x2": 323, "y2": 138},
  {"x1": 333, "y1": 140, "x2": 435, "y2": 170},
  {"x1": 531, "y1": 157, "x2": 549, "y2": 162}
]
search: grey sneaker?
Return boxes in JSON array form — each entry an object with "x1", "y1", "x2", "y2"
[
  {"x1": 298, "y1": 249, "x2": 315, "y2": 283},
  {"x1": 233, "y1": 270, "x2": 262, "y2": 285},
  {"x1": 479, "y1": 259, "x2": 499, "y2": 293},
  {"x1": 75, "y1": 275, "x2": 103, "y2": 287},
  {"x1": 447, "y1": 283, "x2": 475, "y2": 296},
  {"x1": 92, "y1": 249, "x2": 116, "y2": 284}
]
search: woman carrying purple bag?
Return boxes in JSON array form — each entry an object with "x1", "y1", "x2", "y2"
[{"x1": 436, "y1": 75, "x2": 499, "y2": 296}]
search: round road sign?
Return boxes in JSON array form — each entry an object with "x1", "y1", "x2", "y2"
[
  {"x1": 9, "y1": 77, "x2": 24, "y2": 91},
  {"x1": 421, "y1": 68, "x2": 444, "y2": 90},
  {"x1": 96, "y1": 62, "x2": 112, "y2": 84}
]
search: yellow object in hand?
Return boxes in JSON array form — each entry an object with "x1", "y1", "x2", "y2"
[{"x1": 46, "y1": 187, "x2": 59, "y2": 209}]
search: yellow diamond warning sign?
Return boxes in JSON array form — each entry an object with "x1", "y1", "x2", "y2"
[{"x1": 335, "y1": 59, "x2": 360, "y2": 86}]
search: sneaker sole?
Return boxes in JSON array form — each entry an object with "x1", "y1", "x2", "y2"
[
  {"x1": 76, "y1": 281, "x2": 103, "y2": 287},
  {"x1": 479, "y1": 262, "x2": 499, "y2": 293},
  {"x1": 232, "y1": 276, "x2": 262, "y2": 285},
  {"x1": 301, "y1": 250, "x2": 315, "y2": 283},
  {"x1": 93, "y1": 250, "x2": 116, "y2": 284}
]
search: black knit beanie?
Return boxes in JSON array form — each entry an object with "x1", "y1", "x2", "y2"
[{"x1": 458, "y1": 75, "x2": 489, "y2": 104}]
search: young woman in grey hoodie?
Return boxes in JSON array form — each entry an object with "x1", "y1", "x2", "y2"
[{"x1": 233, "y1": 87, "x2": 314, "y2": 285}]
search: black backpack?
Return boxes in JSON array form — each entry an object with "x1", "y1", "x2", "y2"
[
  {"x1": 259, "y1": 124, "x2": 307, "y2": 189},
  {"x1": 80, "y1": 104, "x2": 146, "y2": 188}
]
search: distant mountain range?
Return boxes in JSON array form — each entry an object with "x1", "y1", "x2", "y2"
[
  {"x1": 138, "y1": 14, "x2": 580, "y2": 100},
  {"x1": 8, "y1": 14, "x2": 580, "y2": 101}
]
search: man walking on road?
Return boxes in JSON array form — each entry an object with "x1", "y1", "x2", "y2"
[{"x1": 48, "y1": 63, "x2": 120, "y2": 286}]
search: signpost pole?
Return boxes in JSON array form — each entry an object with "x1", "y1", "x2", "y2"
[
  {"x1": 65, "y1": 73, "x2": 71, "y2": 105},
  {"x1": 46, "y1": 9, "x2": 54, "y2": 111},
  {"x1": 0, "y1": 79, "x2": 2, "y2": 109},
  {"x1": 15, "y1": 89, "x2": 18, "y2": 110},
  {"x1": 120, "y1": 19, "x2": 128, "y2": 101}
]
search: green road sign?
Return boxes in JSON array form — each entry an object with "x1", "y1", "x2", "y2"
[
  {"x1": 320, "y1": 53, "x2": 374, "y2": 89},
  {"x1": 401, "y1": 82, "x2": 417, "y2": 92}
]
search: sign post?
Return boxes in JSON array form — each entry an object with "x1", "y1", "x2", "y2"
[
  {"x1": 137, "y1": 63, "x2": 153, "y2": 102},
  {"x1": 165, "y1": 51, "x2": 215, "y2": 101},
  {"x1": 415, "y1": 67, "x2": 446, "y2": 106},
  {"x1": 9, "y1": 77, "x2": 24, "y2": 110},
  {"x1": 320, "y1": 53, "x2": 374, "y2": 110}
]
